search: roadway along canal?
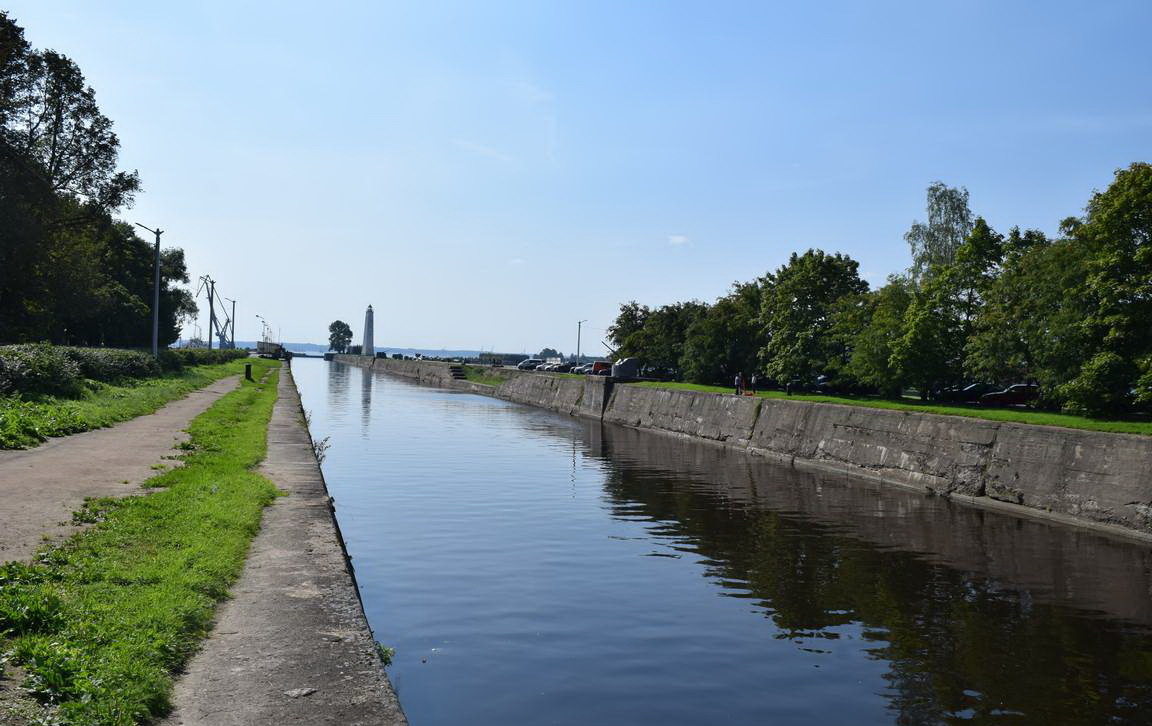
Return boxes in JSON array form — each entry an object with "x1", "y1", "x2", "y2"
[{"x1": 294, "y1": 359, "x2": 1152, "y2": 725}]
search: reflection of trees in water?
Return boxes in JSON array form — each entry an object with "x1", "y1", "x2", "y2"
[
  {"x1": 327, "y1": 361, "x2": 350, "y2": 411},
  {"x1": 595, "y1": 442, "x2": 1152, "y2": 724},
  {"x1": 360, "y1": 365, "x2": 373, "y2": 434}
]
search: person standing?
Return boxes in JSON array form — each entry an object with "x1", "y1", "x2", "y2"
[
  {"x1": 734, "y1": 371, "x2": 744, "y2": 395},
  {"x1": 750, "y1": 373, "x2": 758, "y2": 394}
]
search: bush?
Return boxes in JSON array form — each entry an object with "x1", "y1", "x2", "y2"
[
  {"x1": 0, "y1": 344, "x2": 84, "y2": 397},
  {"x1": 157, "y1": 348, "x2": 248, "y2": 372},
  {"x1": 62, "y1": 348, "x2": 161, "y2": 382}
]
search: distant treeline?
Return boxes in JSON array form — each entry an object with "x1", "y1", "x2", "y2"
[
  {"x1": 0, "y1": 12, "x2": 195, "y2": 347},
  {"x1": 609, "y1": 164, "x2": 1152, "y2": 417}
]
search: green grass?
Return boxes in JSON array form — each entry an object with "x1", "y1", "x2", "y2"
[
  {"x1": 0, "y1": 359, "x2": 251, "y2": 449},
  {"x1": 0, "y1": 359, "x2": 281, "y2": 725},
  {"x1": 461, "y1": 365, "x2": 506, "y2": 387},
  {"x1": 628, "y1": 381, "x2": 1152, "y2": 436}
]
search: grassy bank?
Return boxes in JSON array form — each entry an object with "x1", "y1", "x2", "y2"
[
  {"x1": 462, "y1": 365, "x2": 506, "y2": 386},
  {"x1": 0, "y1": 359, "x2": 250, "y2": 449},
  {"x1": 0, "y1": 359, "x2": 280, "y2": 725},
  {"x1": 627, "y1": 381, "x2": 1152, "y2": 435}
]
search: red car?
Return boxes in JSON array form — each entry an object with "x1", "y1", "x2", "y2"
[{"x1": 980, "y1": 383, "x2": 1040, "y2": 406}]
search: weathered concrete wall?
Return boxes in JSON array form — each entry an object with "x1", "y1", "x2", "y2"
[{"x1": 339, "y1": 356, "x2": 1152, "y2": 539}]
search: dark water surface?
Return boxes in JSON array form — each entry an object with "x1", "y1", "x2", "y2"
[{"x1": 293, "y1": 360, "x2": 1152, "y2": 725}]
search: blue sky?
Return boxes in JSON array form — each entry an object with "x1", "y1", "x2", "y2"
[{"x1": 7, "y1": 1, "x2": 1151, "y2": 352}]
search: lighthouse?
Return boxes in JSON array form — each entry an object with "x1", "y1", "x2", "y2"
[{"x1": 362, "y1": 305, "x2": 375, "y2": 357}]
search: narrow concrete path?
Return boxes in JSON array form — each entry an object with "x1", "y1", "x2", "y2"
[
  {"x1": 162, "y1": 365, "x2": 407, "y2": 726},
  {"x1": 0, "y1": 375, "x2": 240, "y2": 562}
]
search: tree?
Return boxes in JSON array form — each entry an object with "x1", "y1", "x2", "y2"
[
  {"x1": 905, "y1": 182, "x2": 974, "y2": 285},
  {"x1": 759, "y1": 249, "x2": 868, "y2": 385},
  {"x1": 8, "y1": 49, "x2": 139, "y2": 208},
  {"x1": 538, "y1": 347, "x2": 560, "y2": 359},
  {"x1": 683, "y1": 279, "x2": 767, "y2": 384},
  {"x1": 607, "y1": 301, "x2": 650, "y2": 357},
  {"x1": 831, "y1": 277, "x2": 912, "y2": 397},
  {"x1": 328, "y1": 320, "x2": 352, "y2": 353},
  {"x1": 1061, "y1": 162, "x2": 1152, "y2": 414}
]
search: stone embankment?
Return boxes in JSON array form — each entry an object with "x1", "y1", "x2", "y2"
[{"x1": 336, "y1": 356, "x2": 1152, "y2": 540}]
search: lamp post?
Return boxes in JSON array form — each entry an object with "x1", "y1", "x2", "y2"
[
  {"x1": 256, "y1": 315, "x2": 268, "y2": 347},
  {"x1": 576, "y1": 320, "x2": 587, "y2": 365},
  {"x1": 135, "y1": 223, "x2": 163, "y2": 356}
]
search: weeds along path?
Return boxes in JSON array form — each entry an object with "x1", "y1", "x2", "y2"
[{"x1": 0, "y1": 375, "x2": 239, "y2": 562}]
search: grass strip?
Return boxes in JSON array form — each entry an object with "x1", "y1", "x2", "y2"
[
  {"x1": 461, "y1": 365, "x2": 506, "y2": 387},
  {"x1": 0, "y1": 360, "x2": 250, "y2": 449},
  {"x1": 0, "y1": 358, "x2": 281, "y2": 725},
  {"x1": 628, "y1": 381, "x2": 1152, "y2": 436}
]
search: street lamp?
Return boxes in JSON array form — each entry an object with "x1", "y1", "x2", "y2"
[
  {"x1": 577, "y1": 320, "x2": 588, "y2": 365},
  {"x1": 135, "y1": 223, "x2": 163, "y2": 356}
]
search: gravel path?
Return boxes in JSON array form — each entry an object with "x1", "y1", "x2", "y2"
[{"x1": 0, "y1": 376, "x2": 240, "y2": 563}]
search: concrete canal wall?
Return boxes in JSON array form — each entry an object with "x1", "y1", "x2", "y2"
[{"x1": 337, "y1": 356, "x2": 1152, "y2": 539}]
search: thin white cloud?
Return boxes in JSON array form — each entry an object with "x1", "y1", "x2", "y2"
[
  {"x1": 668, "y1": 234, "x2": 690, "y2": 247},
  {"x1": 451, "y1": 138, "x2": 514, "y2": 163}
]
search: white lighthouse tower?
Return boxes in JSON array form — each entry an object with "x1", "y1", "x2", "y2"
[{"x1": 362, "y1": 305, "x2": 375, "y2": 357}]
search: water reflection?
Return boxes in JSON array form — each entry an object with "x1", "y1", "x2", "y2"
[{"x1": 297, "y1": 361, "x2": 1152, "y2": 726}]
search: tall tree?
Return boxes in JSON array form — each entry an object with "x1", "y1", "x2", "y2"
[
  {"x1": 759, "y1": 249, "x2": 868, "y2": 385},
  {"x1": 607, "y1": 301, "x2": 650, "y2": 357},
  {"x1": 905, "y1": 182, "x2": 974, "y2": 285},
  {"x1": 328, "y1": 320, "x2": 353, "y2": 353},
  {"x1": 831, "y1": 277, "x2": 913, "y2": 398},
  {"x1": 1062, "y1": 162, "x2": 1152, "y2": 414},
  {"x1": 683, "y1": 278, "x2": 768, "y2": 384}
]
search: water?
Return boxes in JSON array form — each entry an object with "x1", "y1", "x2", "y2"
[{"x1": 294, "y1": 359, "x2": 1152, "y2": 725}]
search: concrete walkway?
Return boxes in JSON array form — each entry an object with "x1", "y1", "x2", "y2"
[
  {"x1": 0, "y1": 376, "x2": 240, "y2": 563},
  {"x1": 162, "y1": 365, "x2": 407, "y2": 726}
]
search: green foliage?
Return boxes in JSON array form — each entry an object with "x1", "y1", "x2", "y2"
[
  {"x1": 682, "y1": 279, "x2": 766, "y2": 384},
  {"x1": 833, "y1": 277, "x2": 912, "y2": 398},
  {"x1": 0, "y1": 360, "x2": 280, "y2": 725},
  {"x1": 0, "y1": 12, "x2": 195, "y2": 348},
  {"x1": 610, "y1": 163, "x2": 1150, "y2": 417},
  {"x1": 0, "y1": 357, "x2": 248, "y2": 449},
  {"x1": 905, "y1": 181, "x2": 974, "y2": 284},
  {"x1": 327, "y1": 320, "x2": 353, "y2": 353},
  {"x1": 759, "y1": 249, "x2": 867, "y2": 385}
]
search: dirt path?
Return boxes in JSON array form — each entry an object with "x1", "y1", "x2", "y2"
[
  {"x1": 162, "y1": 366, "x2": 406, "y2": 725},
  {"x1": 0, "y1": 376, "x2": 240, "y2": 563}
]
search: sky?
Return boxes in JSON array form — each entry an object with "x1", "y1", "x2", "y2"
[{"x1": 6, "y1": 0, "x2": 1151, "y2": 353}]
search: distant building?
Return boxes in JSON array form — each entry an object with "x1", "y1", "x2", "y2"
[{"x1": 362, "y1": 305, "x2": 375, "y2": 356}]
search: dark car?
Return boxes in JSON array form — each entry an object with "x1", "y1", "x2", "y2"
[
  {"x1": 554, "y1": 362, "x2": 574, "y2": 373},
  {"x1": 938, "y1": 382, "x2": 1000, "y2": 403},
  {"x1": 980, "y1": 383, "x2": 1040, "y2": 406},
  {"x1": 517, "y1": 358, "x2": 544, "y2": 370}
]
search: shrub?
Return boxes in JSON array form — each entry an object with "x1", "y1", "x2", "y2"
[
  {"x1": 62, "y1": 348, "x2": 161, "y2": 382},
  {"x1": 0, "y1": 344, "x2": 84, "y2": 397}
]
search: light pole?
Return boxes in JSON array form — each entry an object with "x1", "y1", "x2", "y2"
[
  {"x1": 135, "y1": 223, "x2": 163, "y2": 356},
  {"x1": 577, "y1": 320, "x2": 587, "y2": 365},
  {"x1": 256, "y1": 315, "x2": 268, "y2": 347}
]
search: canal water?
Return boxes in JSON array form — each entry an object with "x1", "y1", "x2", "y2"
[{"x1": 294, "y1": 360, "x2": 1152, "y2": 725}]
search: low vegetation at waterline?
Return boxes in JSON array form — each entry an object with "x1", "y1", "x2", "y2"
[
  {"x1": 630, "y1": 381, "x2": 1152, "y2": 436},
  {"x1": 0, "y1": 346, "x2": 250, "y2": 449},
  {"x1": 0, "y1": 359, "x2": 280, "y2": 726}
]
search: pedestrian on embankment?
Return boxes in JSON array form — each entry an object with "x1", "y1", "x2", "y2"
[{"x1": 734, "y1": 372, "x2": 744, "y2": 395}]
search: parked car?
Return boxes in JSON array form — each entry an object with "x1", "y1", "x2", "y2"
[
  {"x1": 554, "y1": 362, "x2": 574, "y2": 373},
  {"x1": 590, "y1": 361, "x2": 612, "y2": 375},
  {"x1": 980, "y1": 383, "x2": 1040, "y2": 406},
  {"x1": 937, "y1": 382, "x2": 1000, "y2": 403},
  {"x1": 572, "y1": 364, "x2": 592, "y2": 374},
  {"x1": 518, "y1": 358, "x2": 544, "y2": 370}
]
